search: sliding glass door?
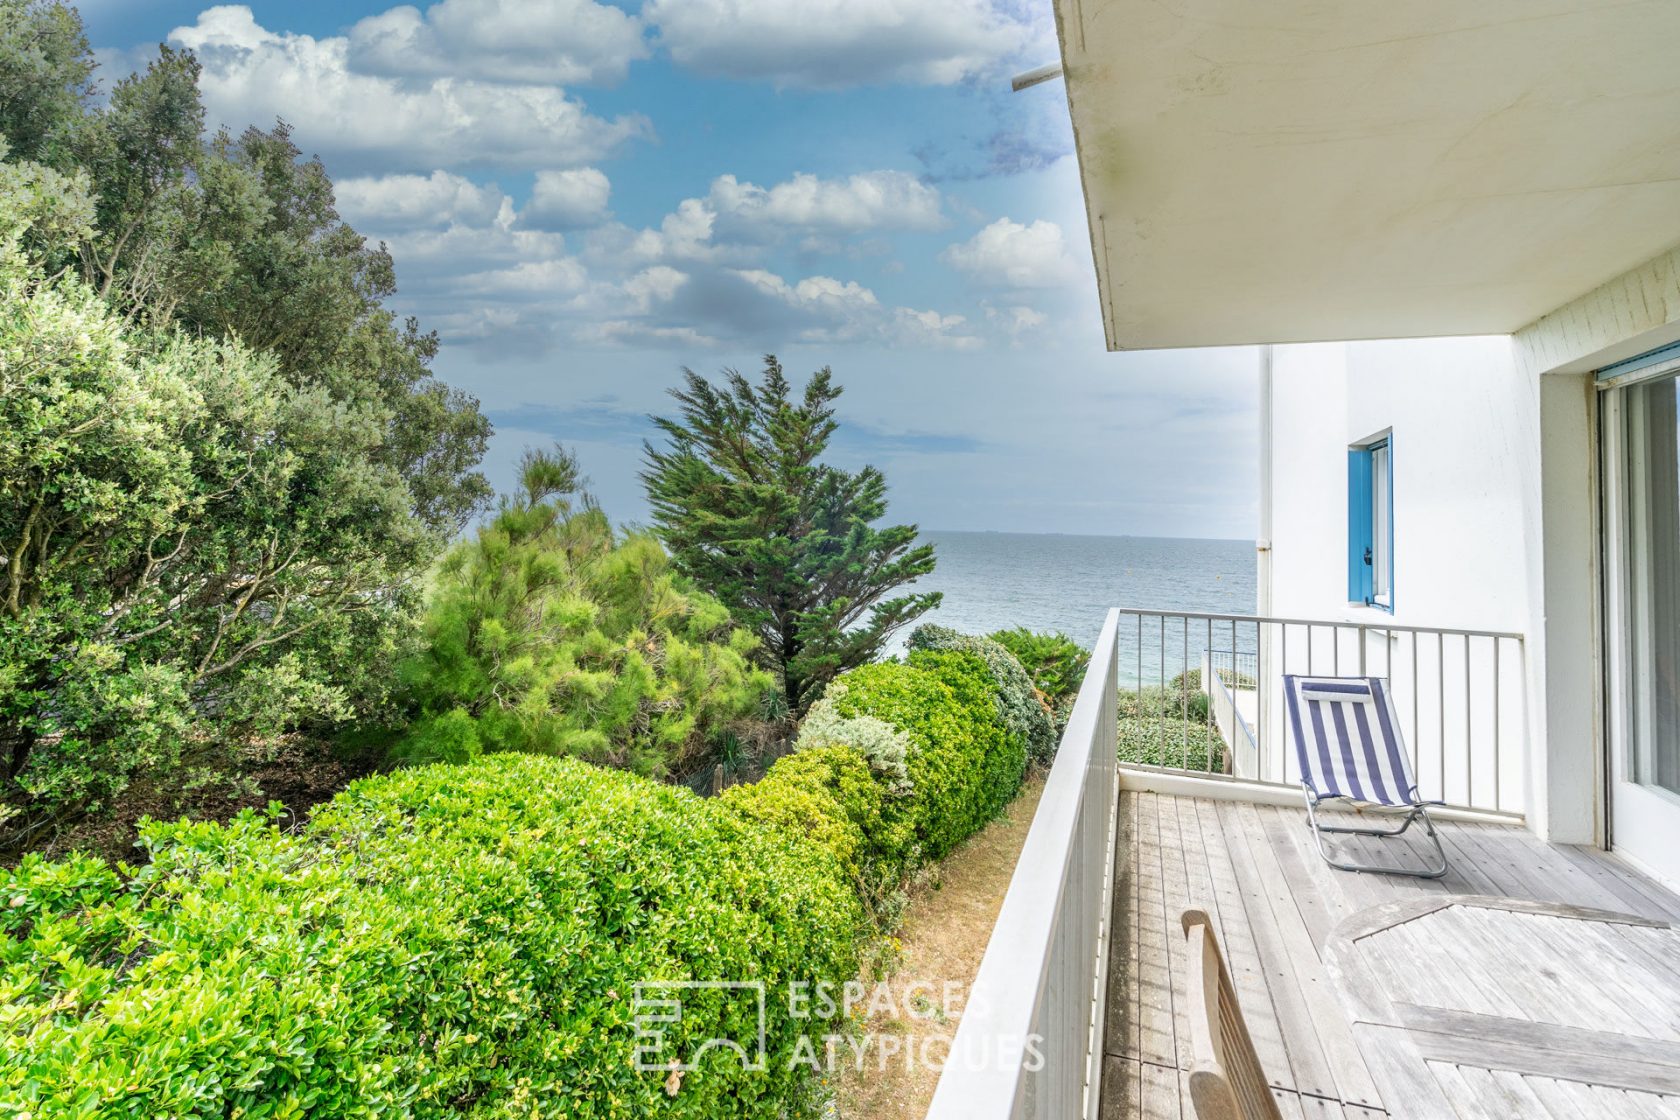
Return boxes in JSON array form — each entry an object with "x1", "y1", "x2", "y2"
[{"x1": 1604, "y1": 367, "x2": 1680, "y2": 883}]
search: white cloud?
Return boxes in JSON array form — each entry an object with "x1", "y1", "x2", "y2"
[
  {"x1": 170, "y1": 6, "x2": 648, "y2": 173},
  {"x1": 348, "y1": 0, "x2": 647, "y2": 86},
  {"x1": 336, "y1": 170, "x2": 512, "y2": 229},
  {"x1": 708, "y1": 171, "x2": 942, "y2": 233},
  {"x1": 614, "y1": 170, "x2": 942, "y2": 267},
  {"x1": 894, "y1": 307, "x2": 981, "y2": 349},
  {"x1": 733, "y1": 269, "x2": 880, "y2": 315},
  {"x1": 459, "y1": 258, "x2": 589, "y2": 297},
  {"x1": 646, "y1": 0, "x2": 1038, "y2": 88},
  {"x1": 943, "y1": 218, "x2": 1078, "y2": 288},
  {"x1": 987, "y1": 303, "x2": 1049, "y2": 336},
  {"x1": 520, "y1": 168, "x2": 612, "y2": 229},
  {"x1": 379, "y1": 223, "x2": 570, "y2": 274},
  {"x1": 580, "y1": 320, "x2": 719, "y2": 348},
  {"x1": 296, "y1": 158, "x2": 984, "y2": 357},
  {"x1": 628, "y1": 197, "x2": 722, "y2": 262},
  {"x1": 621, "y1": 266, "x2": 689, "y2": 312}
]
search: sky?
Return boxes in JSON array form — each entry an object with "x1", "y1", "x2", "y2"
[{"x1": 82, "y1": 0, "x2": 1260, "y2": 539}]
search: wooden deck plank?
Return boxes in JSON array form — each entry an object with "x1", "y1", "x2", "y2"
[
  {"x1": 1132, "y1": 793, "x2": 1178, "y2": 1069},
  {"x1": 1099, "y1": 1055, "x2": 1143, "y2": 1120},
  {"x1": 1552, "y1": 844, "x2": 1680, "y2": 922},
  {"x1": 1105, "y1": 792, "x2": 1140, "y2": 1060},
  {"x1": 1423, "y1": 1061, "x2": 1498, "y2": 1120},
  {"x1": 1100, "y1": 788, "x2": 1680, "y2": 1120},
  {"x1": 1156, "y1": 793, "x2": 1200, "y2": 1072},
  {"x1": 1218, "y1": 799, "x2": 1352, "y2": 1103},
  {"x1": 1140, "y1": 1054, "x2": 1182, "y2": 1120},
  {"x1": 1519, "y1": 1074, "x2": 1601, "y2": 1120},
  {"x1": 1236, "y1": 800, "x2": 1385, "y2": 1110},
  {"x1": 1186, "y1": 795, "x2": 1296, "y2": 1092}
]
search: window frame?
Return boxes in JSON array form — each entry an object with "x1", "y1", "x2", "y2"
[{"x1": 1348, "y1": 432, "x2": 1395, "y2": 613}]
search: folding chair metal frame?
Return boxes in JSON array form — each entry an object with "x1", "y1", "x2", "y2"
[
  {"x1": 1286, "y1": 675, "x2": 1450, "y2": 880},
  {"x1": 1299, "y1": 785, "x2": 1448, "y2": 879}
]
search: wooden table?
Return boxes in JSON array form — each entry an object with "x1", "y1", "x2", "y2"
[{"x1": 1325, "y1": 895, "x2": 1680, "y2": 1119}]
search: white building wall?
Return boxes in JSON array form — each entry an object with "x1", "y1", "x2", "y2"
[
  {"x1": 1263, "y1": 336, "x2": 1539, "y2": 819},
  {"x1": 1268, "y1": 336, "x2": 1535, "y2": 634}
]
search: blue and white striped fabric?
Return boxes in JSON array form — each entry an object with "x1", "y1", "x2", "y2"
[{"x1": 1283, "y1": 675, "x2": 1419, "y2": 807}]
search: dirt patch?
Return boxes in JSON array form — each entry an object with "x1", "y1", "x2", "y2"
[
  {"x1": 5, "y1": 733, "x2": 386, "y2": 868},
  {"x1": 829, "y1": 773, "x2": 1047, "y2": 1119}
]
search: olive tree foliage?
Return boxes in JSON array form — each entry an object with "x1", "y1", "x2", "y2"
[
  {"x1": 399, "y1": 447, "x2": 774, "y2": 779},
  {"x1": 0, "y1": 2, "x2": 491, "y2": 830},
  {"x1": 0, "y1": 3, "x2": 491, "y2": 534},
  {"x1": 642, "y1": 357, "x2": 940, "y2": 715},
  {"x1": 0, "y1": 179, "x2": 427, "y2": 824}
]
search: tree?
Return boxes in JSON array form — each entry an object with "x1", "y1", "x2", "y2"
[
  {"x1": 400, "y1": 447, "x2": 773, "y2": 778},
  {"x1": 642, "y1": 357, "x2": 940, "y2": 714},
  {"x1": 0, "y1": 0, "x2": 94, "y2": 166},
  {"x1": 0, "y1": 190, "x2": 427, "y2": 828},
  {"x1": 0, "y1": 4, "x2": 492, "y2": 536},
  {"x1": 0, "y1": 3, "x2": 495, "y2": 834}
]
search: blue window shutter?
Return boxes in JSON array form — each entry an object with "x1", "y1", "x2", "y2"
[{"x1": 1348, "y1": 448, "x2": 1373, "y2": 603}]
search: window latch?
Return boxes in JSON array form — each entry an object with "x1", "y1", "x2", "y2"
[{"x1": 1363, "y1": 546, "x2": 1373, "y2": 567}]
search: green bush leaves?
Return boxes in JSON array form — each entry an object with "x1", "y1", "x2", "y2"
[
  {"x1": 2, "y1": 756, "x2": 863, "y2": 1119},
  {"x1": 1, "y1": 626, "x2": 1036, "y2": 1117}
]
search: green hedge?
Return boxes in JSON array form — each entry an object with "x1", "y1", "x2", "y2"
[
  {"x1": 830, "y1": 650, "x2": 1026, "y2": 861},
  {"x1": 720, "y1": 743, "x2": 915, "y2": 911},
  {"x1": 0, "y1": 756, "x2": 863, "y2": 1119},
  {"x1": 1117, "y1": 714, "x2": 1225, "y2": 773},
  {"x1": 1, "y1": 636, "x2": 1036, "y2": 1118},
  {"x1": 907, "y1": 624, "x2": 1058, "y2": 767}
]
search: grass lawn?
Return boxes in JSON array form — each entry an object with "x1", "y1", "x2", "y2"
[{"x1": 828, "y1": 774, "x2": 1046, "y2": 1119}]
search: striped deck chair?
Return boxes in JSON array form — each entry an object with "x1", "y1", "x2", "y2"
[{"x1": 1283, "y1": 675, "x2": 1448, "y2": 879}]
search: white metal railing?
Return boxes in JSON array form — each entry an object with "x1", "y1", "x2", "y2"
[
  {"x1": 925, "y1": 608, "x2": 1120, "y2": 1120},
  {"x1": 1204, "y1": 649, "x2": 1259, "y2": 774},
  {"x1": 1118, "y1": 608, "x2": 1527, "y2": 817}
]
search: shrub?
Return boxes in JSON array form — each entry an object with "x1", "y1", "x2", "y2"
[
  {"x1": 908, "y1": 624, "x2": 1058, "y2": 767},
  {"x1": 988, "y1": 628, "x2": 1091, "y2": 704},
  {"x1": 832, "y1": 651, "x2": 1026, "y2": 861},
  {"x1": 399, "y1": 447, "x2": 774, "y2": 778},
  {"x1": 793, "y1": 682, "x2": 913, "y2": 796},
  {"x1": 0, "y1": 754, "x2": 864, "y2": 1119},
  {"x1": 1124, "y1": 681, "x2": 1211, "y2": 724},
  {"x1": 1117, "y1": 714, "x2": 1225, "y2": 773},
  {"x1": 720, "y1": 743, "x2": 915, "y2": 909},
  {"x1": 0, "y1": 179, "x2": 433, "y2": 828}
]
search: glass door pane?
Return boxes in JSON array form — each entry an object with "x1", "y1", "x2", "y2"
[{"x1": 1623, "y1": 376, "x2": 1680, "y2": 797}]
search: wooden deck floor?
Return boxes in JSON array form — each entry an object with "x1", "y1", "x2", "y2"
[{"x1": 1100, "y1": 790, "x2": 1680, "y2": 1120}]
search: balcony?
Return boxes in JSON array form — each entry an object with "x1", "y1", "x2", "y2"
[{"x1": 927, "y1": 609, "x2": 1680, "y2": 1120}]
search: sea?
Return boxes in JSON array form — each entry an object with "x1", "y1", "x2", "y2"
[{"x1": 886, "y1": 531, "x2": 1258, "y2": 683}]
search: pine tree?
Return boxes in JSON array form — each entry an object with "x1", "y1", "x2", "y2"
[{"x1": 642, "y1": 357, "x2": 940, "y2": 714}]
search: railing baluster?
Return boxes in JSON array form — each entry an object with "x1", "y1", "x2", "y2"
[
  {"x1": 1464, "y1": 633, "x2": 1473, "y2": 807},
  {"x1": 1411, "y1": 631, "x2": 1420, "y2": 776},
  {"x1": 1493, "y1": 638, "x2": 1502, "y2": 813},
  {"x1": 1438, "y1": 630, "x2": 1446, "y2": 802},
  {"x1": 1206, "y1": 617, "x2": 1214, "y2": 772},
  {"x1": 1279, "y1": 623, "x2": 1289, "y2": 783},
  {"x1": 1181, "y1": 616, "x2": 1190, "y2": 770}
]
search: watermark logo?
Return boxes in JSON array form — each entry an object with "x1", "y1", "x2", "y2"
[
  {"x1": 631, "y1": 978, "x2": 1044, "y2": 1085},
  {"x1": 632, "y1": 980, "x2": 768, "y2": 1074}
]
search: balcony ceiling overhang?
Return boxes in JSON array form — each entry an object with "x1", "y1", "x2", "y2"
[{"x1": 1055, "y1": 0, "x2": 1680, "y2": 350}]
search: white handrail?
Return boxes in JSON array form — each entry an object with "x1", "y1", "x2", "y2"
[{"x1": 924, "y1": 608, "x2": 1121, "y2": 1120}]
